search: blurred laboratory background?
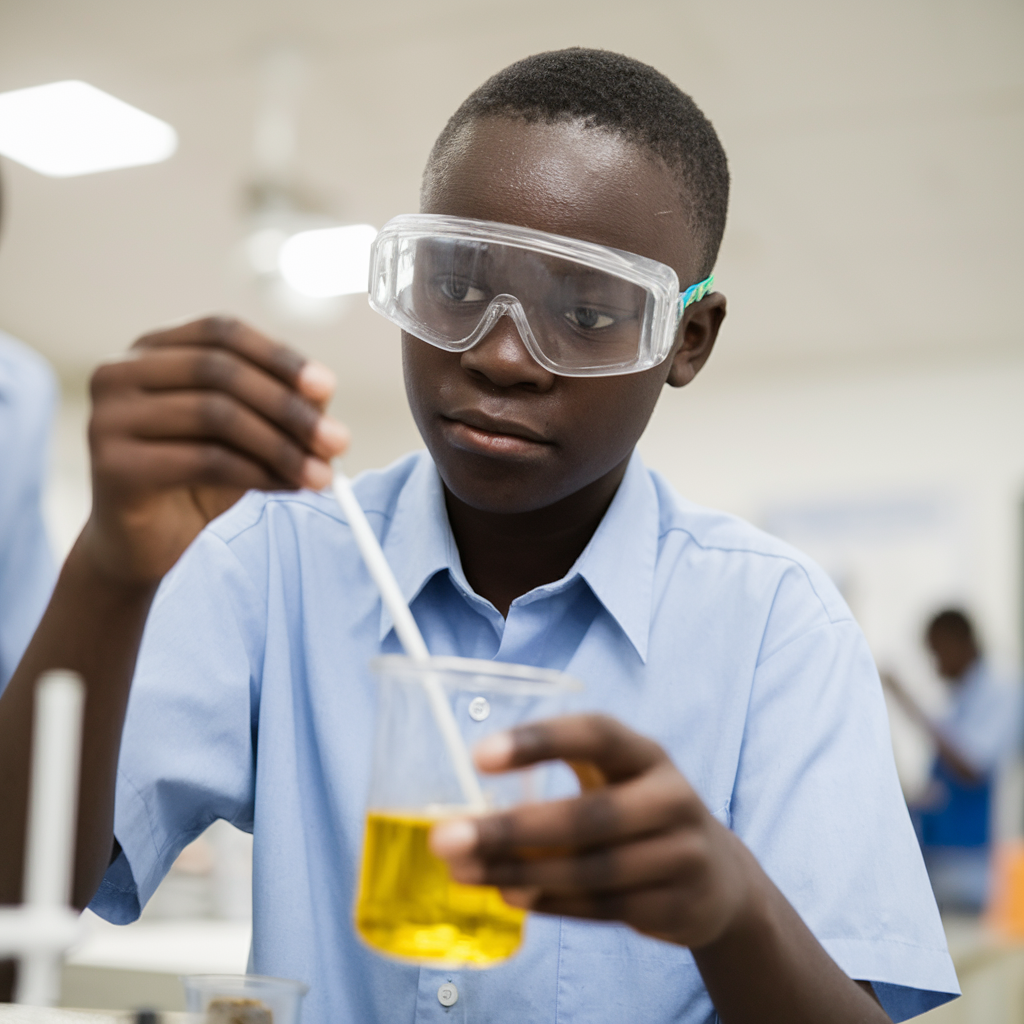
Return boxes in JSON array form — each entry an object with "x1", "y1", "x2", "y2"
[{"x1": 1, "y1": 0, "x2": 1022, "y2": 1019}]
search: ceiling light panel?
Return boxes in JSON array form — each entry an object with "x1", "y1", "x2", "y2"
[
  {"x1": 279, "y1": 224, "x2": 379, "y2": 298},
  {"x1": 0, "y1": 80, "x2": 178, "y2": 178}
]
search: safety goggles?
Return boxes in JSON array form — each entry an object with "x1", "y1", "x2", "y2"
[{"x1": 368, "y1": 214, "x2": 714, "y2": 377}]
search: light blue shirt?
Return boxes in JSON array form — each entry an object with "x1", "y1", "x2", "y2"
[
  {"x1": 939, "y1": 659, "x2": 1021, "y2": 775},
  {"x1": 92, "y1": 451, "x2": 958, "y2": 1022},
  {"x1": 0, "y1": 331, "x2": 56, "y2": 690}
]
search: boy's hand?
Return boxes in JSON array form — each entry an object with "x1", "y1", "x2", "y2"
[
  {"x1": 84, "y1": 316, "x2": 349, "y2": 586},
  {"x1": 430, "y1": 714, "x2": 754, "y2": 949}
]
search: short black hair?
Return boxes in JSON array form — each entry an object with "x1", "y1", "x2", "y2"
[
  {"x1": 927, "y1": 608, "x2": 976, "y2": 645},
  {"x1": 425, "y1": 48, "x2": 730, "y2": 279}
]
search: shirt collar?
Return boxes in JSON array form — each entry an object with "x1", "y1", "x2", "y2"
[
  {"x1": 565, "y1": 451, "x2": 658, "y2": 662},
  {"x1": 376, "y1": 452, "x2": 457, "y2": 643},
  {"x1": 376, "y1": 450, "x2": 659, "y2": 661}
]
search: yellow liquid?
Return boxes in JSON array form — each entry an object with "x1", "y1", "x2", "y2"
[{"x1": 355, "y1": 809, "x2": 525, "y2": 967}]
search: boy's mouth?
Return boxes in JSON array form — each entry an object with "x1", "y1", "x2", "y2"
[{"x1": 442, "y1": 410, "x2": 551, "y2": 458}]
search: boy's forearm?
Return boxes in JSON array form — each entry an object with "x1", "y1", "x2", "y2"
[
  {"x1": 0, "y1": 536, "x2": 157, "y2": 915},
  {"x1": 881, "y1": 676, "x2": 981, "y2": 785},
  {"x1": 692, "y1": 847, "x2": 890, "y2": 1023},
  {"x1": 934, "y1": 735, "x2": 983, "y2": 786}
]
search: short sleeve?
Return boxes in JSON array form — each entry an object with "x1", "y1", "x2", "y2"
[
  {"x1": 89, "y1": 522, "x2": 266, "y2": 923},
  {"x1": 729, "y1": 566, "x2": 959, "y2": 1021}
]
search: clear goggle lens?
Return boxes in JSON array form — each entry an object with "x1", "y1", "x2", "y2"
[
  {"x1": 398, "y1": 237, "x2": 649, "y2": 372},
  {"x1": 369, "y1": 215, "x2": 708, "y2": 377}
]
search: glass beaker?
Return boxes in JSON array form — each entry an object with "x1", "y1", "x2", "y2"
[
  {"x1": 180, "y1": 974, "x2": 308, "y2": 1024},
  {"x1": 355, "y1": 655, "x2": 582, "y2": 968}
]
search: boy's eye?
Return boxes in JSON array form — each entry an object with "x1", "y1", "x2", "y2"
[
  {"x1": 564, "y1": 306, "x2": 616, "y2": 330},
  {"x1": 439, "y1": 277, "x2": 487, "y2": 302}
]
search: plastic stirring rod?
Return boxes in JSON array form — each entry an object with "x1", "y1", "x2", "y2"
[{"x1": 332, "y1": 471, "x2": 486, "y2": 811}]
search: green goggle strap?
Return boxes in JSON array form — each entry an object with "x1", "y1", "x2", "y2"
[{"x1": 675, "y1": 274, "x2": 714, "y2": 324}]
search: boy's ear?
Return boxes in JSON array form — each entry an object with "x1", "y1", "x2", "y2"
[{"x1": 665, "y1": 293, "x2": 727, "y2": 388}]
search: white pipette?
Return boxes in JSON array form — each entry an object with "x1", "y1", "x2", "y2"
[{"x1": 332, "y1": 471, "x2": 486, "y2": 811}]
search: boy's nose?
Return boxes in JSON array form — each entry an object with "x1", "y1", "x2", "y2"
[{"x1": 460, "y1": 315, "x2": 555, "y2": 390}]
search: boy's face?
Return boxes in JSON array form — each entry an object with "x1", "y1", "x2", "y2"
[
  {"x1": 404, "y1": 116, "x2": 723, "y2": 515},
  {"x1": 927, "y1": 628, "x2": 977, "y2": 683}
]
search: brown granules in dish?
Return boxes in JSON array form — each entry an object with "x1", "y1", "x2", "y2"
[{"x1": 206, "y1": 997, "x2": 273, "y2": 1024}]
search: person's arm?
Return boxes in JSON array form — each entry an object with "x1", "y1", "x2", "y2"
[
  {"x1": 431, "y1": 715, "x2": 891, "y2": 1024},
  {"x1": 0, "y1": 318, "x2": 347, "y2": 955},
  {"x1": 880, "y1": 671, "x2": 983, "y2": 785}
]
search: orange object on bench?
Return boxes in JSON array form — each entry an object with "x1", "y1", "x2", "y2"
[{"x1": 986, "y1": 841, "x2": 1024, "y2": 937}]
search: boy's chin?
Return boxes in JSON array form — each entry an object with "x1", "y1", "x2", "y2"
[{"x1": 432, "y1": 449, "x2": 579, "y2": 516}]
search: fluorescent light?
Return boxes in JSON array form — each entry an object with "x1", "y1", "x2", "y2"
[
  {"x1": 245, "y1": 227, "x2": 289, "y2": 276},
  {"x1": 279, "y1": 224, "x2": 378, "y2": 298},
  {"x1": 0, "y1": 80, "x2": 177, "y2": 177}
]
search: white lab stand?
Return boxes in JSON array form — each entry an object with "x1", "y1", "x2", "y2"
[{"x1": 0, "y1": 672, "x2": 85, "y2": 1006}]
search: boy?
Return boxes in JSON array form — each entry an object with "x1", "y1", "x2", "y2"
[
  {"x1": 884, "y1": 609, "x2": 1021, "y2": 911},
  {"x1": 0, "y1": 50, "x2": 957, "y2": 1022}
]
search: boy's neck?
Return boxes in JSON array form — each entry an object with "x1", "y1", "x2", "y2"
[{"x1": 443, "y1": 457, "x2": 630, "y2": 617}]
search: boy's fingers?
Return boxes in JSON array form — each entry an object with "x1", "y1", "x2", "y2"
[
  {"x1": 134, "y1": 317, "x2": 304, "y2": 383},
  {"x1": 296, "y1": 360, "x2": 337, "y2": 406},
  {"x1": 102, "y1": 391, "x2": 330, "y2": 489},
  {"x1": 495, "y1": 886, "x2": 541, "y2": 910},
  {"x1": 476, "y1": 714, "x2": 667, "y2": 782},
  {"x1": 94, "y1": 347, "x2": 349, "y2": 461},
  {"x1": 96, "y1": 437, "x2": 292, "y2": 492},
  {"x1": 433, "y1": 764, "x2": 699, "y2": 859},
  {"x1": 435, "y1": 719, "x2": 699, "y2": 863},
  {"x1": 132, "y1": 316, "x2": 337, "y2": 407},
  {"x1": 458, "y1": 830, "x2": 706, "y2": 895},
  {"x1": 529, "y1": 883, "x2": 683, "y2": 935}
]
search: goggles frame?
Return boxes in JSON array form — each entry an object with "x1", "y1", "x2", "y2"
[{"x1": 368, "y1": 214, "x2": 714, "y2": 377}]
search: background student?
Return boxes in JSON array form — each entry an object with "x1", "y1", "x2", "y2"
[
  {"x1": 883, "y1": 608, "x2": 1022, "y2": 910},
  {"x1": 0, "y1": 167, "x2": 57, "y2": 692}
]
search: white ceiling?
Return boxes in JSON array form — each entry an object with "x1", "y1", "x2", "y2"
[{"x1": 0, "y1": 0, "x2": 1021, "y2": 407}]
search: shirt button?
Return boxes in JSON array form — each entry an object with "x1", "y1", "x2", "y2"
[
  {"x1": 437, "y1": 982, "x2": 459, "y2": 1007},
  {"x1": 468, "y1": 696, "x2": 490, "y2": 721}
]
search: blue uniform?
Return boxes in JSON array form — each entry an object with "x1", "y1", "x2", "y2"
[
  {"x1": 0, "y1": 330, "x2": 56, "y2": 690},
  {"x1": 91, "y1": 451, "x2": 958, "y2": 1022},
  {"x1": 919, "y1": 660, "x2": 1019, "y2": 849},
  {"x1": 936, "y1": 660, "x2": 1020, "y2": 780},
  {"x1": 917, "y1": 660, "x2": 1021, "y2": 909}
]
